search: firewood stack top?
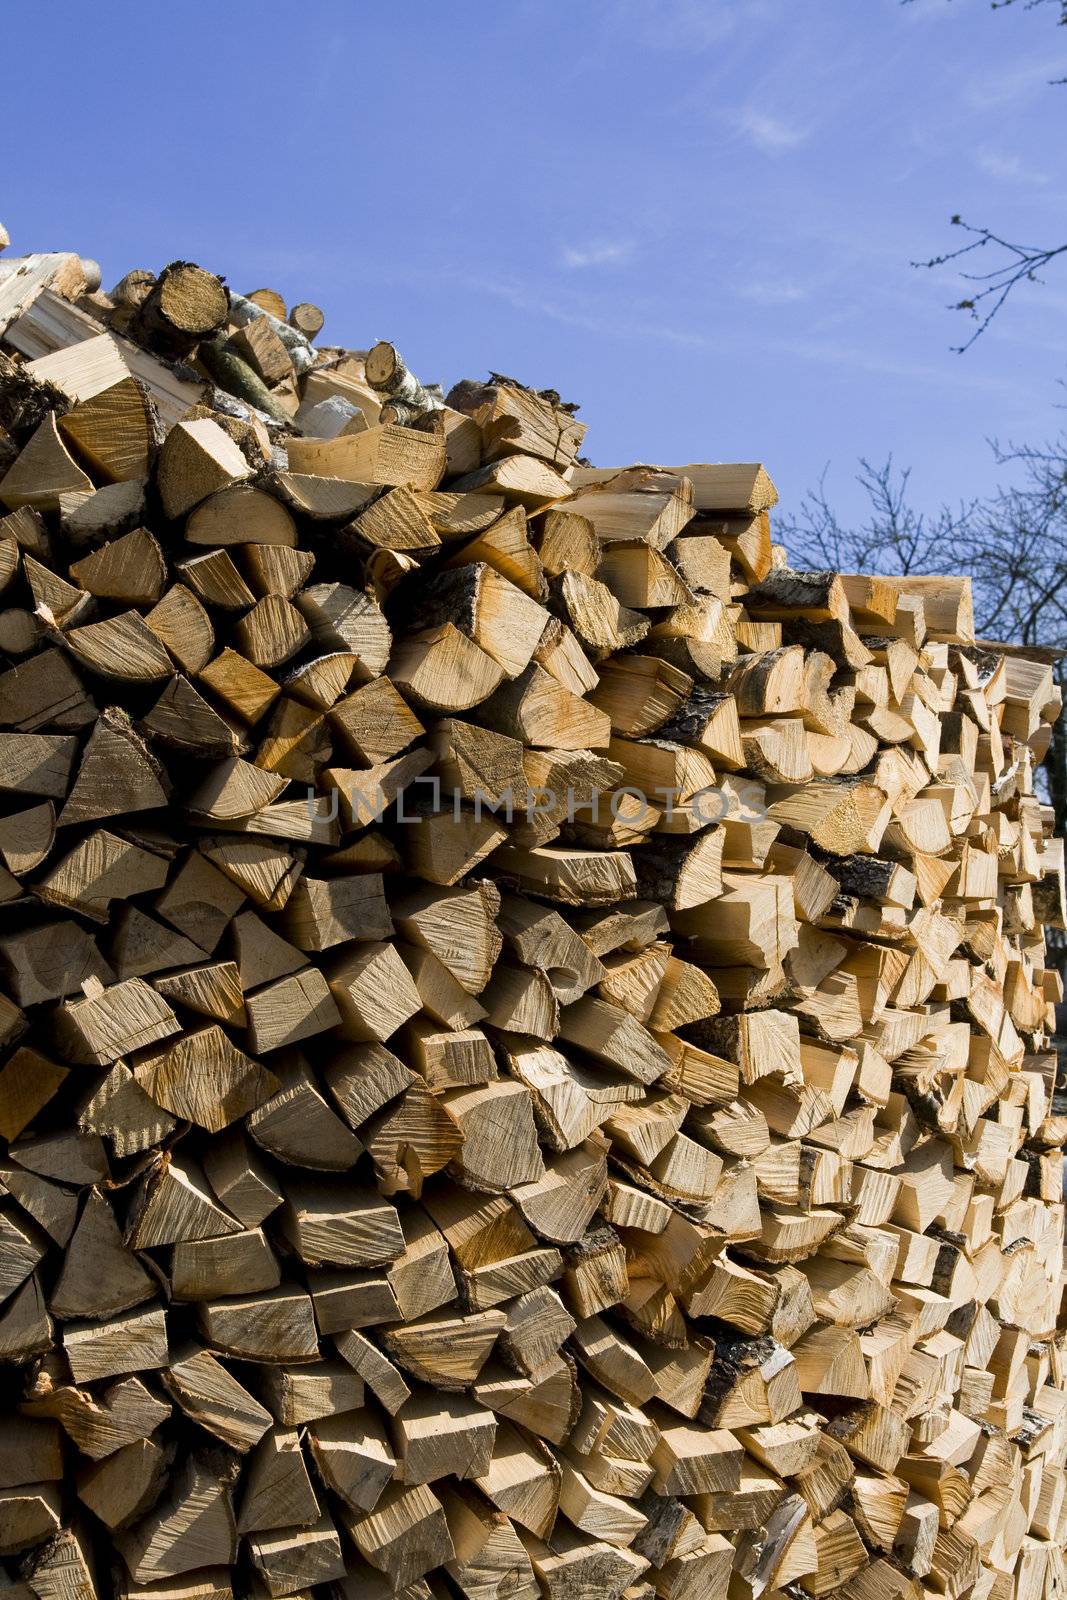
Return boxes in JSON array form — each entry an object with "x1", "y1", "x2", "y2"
[{"x1": 0, "y1": 244, "x2": 1064, "y2": 1600}]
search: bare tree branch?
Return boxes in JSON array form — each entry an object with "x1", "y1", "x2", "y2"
[
  {"x1": 914, "y1": 220, "x2": 1067, "y2": 350},
  {"x1": 903, "y1": 0, "x2": 1066, "y2": 24},
  {"x1": 904, "y1": 0, "x2": 1067, "y2": 338},
  {"x1": 782, "y1": 456, "x2": 979, "y2": 580},
  {"x1": 990, "y1": 0, "x2": 1067, "y2": 22}
]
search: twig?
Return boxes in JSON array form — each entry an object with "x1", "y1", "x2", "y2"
[{"x1": 913, "y1": 218, "x2": 1067, "y2": 349}]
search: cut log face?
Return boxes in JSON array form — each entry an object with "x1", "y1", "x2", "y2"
[
  {"x1": 117, "y1": 1450, "x2": 239, "y2": 1583},
  {"x1": 132, "y1": 1027, "x2": 278, "y2": 1132},
  {"x1": 49, "y1": 1187, "x2": 155, "y2": 1319},
  {"x1": 0, "y1": 236, "x2": 1063, "y2": 1600},
  {"x1": 56, "y1": 371, "x2": 159, "y2": 486},
  {"x1": 237, "y1": 1424, "x2": 320, "y2": 1534},
  {"x1": 0, "y1": 412, "x2": 93, "y2": 511},
  {"x1": 287, "y1": 423, "x2": 446, "y2": 491},
  {"x1": 157, "y1": 418, "x2": 251, "y2": 519},
  {"x1": 162, "y1": 1344, "x2": 273, "y2": 1449}
]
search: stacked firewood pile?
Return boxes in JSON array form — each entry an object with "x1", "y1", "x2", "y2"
[{"x1": 0, "y1": 240, "x2": 1065, "y2": 1600}]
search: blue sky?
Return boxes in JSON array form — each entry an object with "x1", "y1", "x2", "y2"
[{"x1": 3, "y1": 0, "x2": 1065, "y2": 526}]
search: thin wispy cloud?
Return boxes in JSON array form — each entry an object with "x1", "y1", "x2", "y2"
[
  {"x1": 963, "y1": 55, "x2": 1067, "y2": 109},
  {"x1": 899, "y1": 0, "x2": 961, "y2": 23},
  {"x1": 773, "y1": 333, "x2": 1035, "y2": 401},
  {"x1": 607, "y1": 0, "x2": 770, "y2": 53},
  {"x1": 737, "y1": 279, "x2": 808, "y2": 304},
  {"x1": 443, "y1": 266, "x2": 1031, "y2": 392},
  {"x1": 391, "y1": 265, "x2": 718, "y2": 354},
  {"x1": 734, "y1": 107, "x2": 807, "y2": 152},
  {"x1": 976, "y1": 149, "x2": 1049, "y2": 185},
  {"x1": 560, "y1": 238, "x2": 635, "y2": 270}
]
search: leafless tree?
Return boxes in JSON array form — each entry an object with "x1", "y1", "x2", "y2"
[
  {"x1": 780, "y1": 457, "x2": 977, "y2": 576},
  {"x1": 781, "y1": 443, "x2": 1067, "y2": 829}
]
